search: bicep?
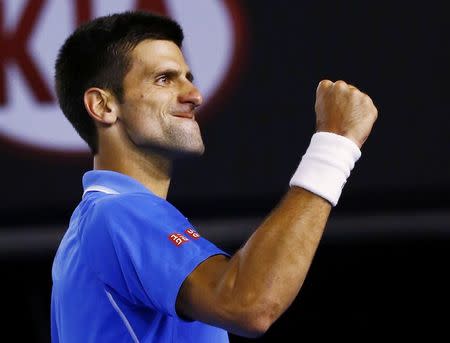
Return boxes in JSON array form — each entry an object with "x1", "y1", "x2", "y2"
[
  {"x1": 176, "y1": 252, "x2": 265, "y2": 337},
  {"x1": 176, "y1": 254, "x2": 235, "y2": 326}
]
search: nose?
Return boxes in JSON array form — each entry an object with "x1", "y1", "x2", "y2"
[{"x1": 178, "y1": 83, "x2": 203, "y2": 108}]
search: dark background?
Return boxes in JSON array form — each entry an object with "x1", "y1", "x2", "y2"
[{"x1": 1, "y1": 0, "x2": 449, "y2": 341}]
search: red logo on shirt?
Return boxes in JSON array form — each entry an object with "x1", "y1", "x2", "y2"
[
  {"x1": 168, "y1": 233, "x2": 190, "y2": 247},
  {"x1": 185, "y1": 228, "x2": 201, "y2": 240}
]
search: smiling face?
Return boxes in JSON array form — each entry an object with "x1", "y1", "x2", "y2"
[{"x1": 117, "y1": 39, "x2": 204, "y2": 158}]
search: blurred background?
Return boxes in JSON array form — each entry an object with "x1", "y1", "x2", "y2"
[{"x1": 1, "y1": 0, "x2": 449, "y2": 341}]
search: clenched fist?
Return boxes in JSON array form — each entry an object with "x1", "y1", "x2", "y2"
[{"x1": 315, "y1": 80, "x2": 378, "y2": 149}]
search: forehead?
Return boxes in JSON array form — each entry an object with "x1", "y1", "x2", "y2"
[{"x1": 129, "y1": 39, "x2": 189, "y2": 73}]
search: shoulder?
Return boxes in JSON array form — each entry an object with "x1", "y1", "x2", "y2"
[
  {"x1": 88, "y1": 191, "x2": 166, "y2": 210},
  {"x1": 81, "y1": 191, "x2": 189, "y2": 239}
]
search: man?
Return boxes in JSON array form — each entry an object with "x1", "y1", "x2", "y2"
[{"x1": 51, "y1": 10, "x2": 377, "y2": 343}]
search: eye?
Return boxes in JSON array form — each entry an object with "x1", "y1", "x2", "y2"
[{"x1": 155, "y1": 75, "x2": 170, "y2": 86}]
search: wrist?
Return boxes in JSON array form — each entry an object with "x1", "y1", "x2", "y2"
[
  {"x1": 315, "y1": 129, "x2": 364, "y2": 149},
  {"x1": 289, "y1": 132, "x2": 361, "y2": 206}
]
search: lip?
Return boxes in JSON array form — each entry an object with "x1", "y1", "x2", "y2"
[{"x1": 172, "y1": 112, "x2": 195, "y2": 119}]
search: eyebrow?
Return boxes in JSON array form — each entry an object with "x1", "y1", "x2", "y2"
[{"x1": 154, "y1": 68, "x2": 194, "y2": 82}]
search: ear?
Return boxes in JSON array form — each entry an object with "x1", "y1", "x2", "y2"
[{"x1": 83, "y1": 87, "x2": 119, "y2": 125}]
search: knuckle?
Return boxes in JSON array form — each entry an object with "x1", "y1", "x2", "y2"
[
  {"x1": 369, "y1": 108, "x2": 378, "y2": 120},
  {"x1": 334, "y1": 80, "x2": 347, "y2": 89},
  {"x1": 361, "y1": 94, "x2": 371, "y2": 103},
  {"x1": 318, "y1": 79, "x2": 332, "y2": 90},
  {"x1": 321, "y1": 79, "x2": 332, "y2": 85},
  {"x1": 350, "y1": 88, "x2": 360, "y2": 98},
  {"x1": 363, "y1": 94, "x2": 376, "y2": 108},
  {"x1": 365, "y1": 92, "x2": 372, "y2": 100}
]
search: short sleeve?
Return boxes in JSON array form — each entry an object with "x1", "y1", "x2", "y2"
[{"x1": 80, "y1": 193, "x2": 228, "y2": 318}]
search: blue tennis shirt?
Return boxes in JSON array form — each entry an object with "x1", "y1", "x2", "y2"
[{"x1": 51, "y1": 170, "x2": 229, "y2": 342}]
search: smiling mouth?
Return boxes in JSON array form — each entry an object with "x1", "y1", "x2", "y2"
[{"x1": 172, "y1": 112, "x2": 195, "y2": 119}]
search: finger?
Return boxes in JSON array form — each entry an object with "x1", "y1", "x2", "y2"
[
  {"x1": 333, "y1": 80, "x2": 349, "y2": 91},
  {"x1": 336, "y1": 81, "x2": 362, "y2": 95},
  {"x1": 345, "y1": 82, "x2": 363, "y2": 93},
  {"x1": 316, "y1": 79, "x2": 333, "y2": 95}
]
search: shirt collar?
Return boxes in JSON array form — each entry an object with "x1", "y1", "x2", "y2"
[{"x1": 82, "y1": 170, "x2": 153, "y2": 197}]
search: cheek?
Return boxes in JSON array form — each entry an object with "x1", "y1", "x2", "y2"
[
  {"x1": 123, "y1": 88, "x2": 176, "y2": 122},
  {"x1": 151, "y1": 89, "x2": 177, "y2": 111}
]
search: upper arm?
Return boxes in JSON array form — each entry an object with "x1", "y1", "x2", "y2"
[
  {"x1": 176, "y1": 254, "x2": 229, "y2": 321},
  {"x1": 176, "y1": 253, "x2": 268, "y2": 338}
]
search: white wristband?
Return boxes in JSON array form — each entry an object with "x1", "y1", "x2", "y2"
[{"x1": 289, "y1": 132, "x2": 361, "y2": 206}]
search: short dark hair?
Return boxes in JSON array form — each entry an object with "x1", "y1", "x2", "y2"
[{"x1": 54, "y1": 11, "x2": 184, "y2": 154}]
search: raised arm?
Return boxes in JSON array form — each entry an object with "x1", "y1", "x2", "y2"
[{"x1": 176, "y1": 80, "x2": 378, "y2": 337}]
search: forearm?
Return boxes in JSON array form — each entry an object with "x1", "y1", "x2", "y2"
[{"x1": 217, "y1": 186, "x2": 331, "y2": 329}]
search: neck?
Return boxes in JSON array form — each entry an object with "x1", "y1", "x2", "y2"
[{"x1": 93, "y1": 143, "x2": 172, "y2": 200}]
